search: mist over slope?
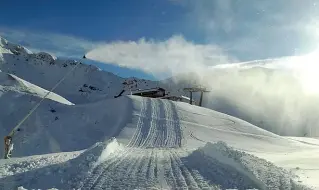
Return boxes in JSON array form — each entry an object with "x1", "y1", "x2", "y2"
[{"x1": 158, "y1": 59, "x2": 319, "y2": 137}]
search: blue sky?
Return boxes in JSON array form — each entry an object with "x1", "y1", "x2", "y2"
[{"x1": 1, "y1": 0, "x2": 318, "y2": 79}]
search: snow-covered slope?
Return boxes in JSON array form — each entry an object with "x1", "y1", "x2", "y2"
[
  {"x1": 0, "y1": 71, "x2": 73, "y2": 105},
  {"x1": 0, "y1": 36, "x2": 159, "y2": 104},
  {"x1": 0, "y1": 96, "x2": 318, "y2": 189}
]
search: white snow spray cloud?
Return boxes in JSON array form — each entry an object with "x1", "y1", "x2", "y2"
[
  {"x1": 202, "y1": 52, "x2": 319, "y2": 137},
  {"x1": 86, "y1": 35, "x2": 234, "y2": 78}
]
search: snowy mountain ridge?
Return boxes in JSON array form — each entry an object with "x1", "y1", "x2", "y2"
[
  {"x1": 0, "y1": 36, "x2": 163, "y2": 104},
  {"x1": 0, "y1": 71, "x2": 73, "y2": 105}
]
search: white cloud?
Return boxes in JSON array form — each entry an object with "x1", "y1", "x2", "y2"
[
  {"x1": 176, "y1": 0, "x2": 319, "y2": 60},
  {"x1": 0, "y1": 27, "x2": 98, "y2": 58},
  {"x1": 86, "y1": 35, "x2": 235, "y2": 77}
]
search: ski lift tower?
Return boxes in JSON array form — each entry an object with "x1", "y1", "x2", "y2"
[{"x1": 183, "y1": 87, "x2": 210, "y2": 106}]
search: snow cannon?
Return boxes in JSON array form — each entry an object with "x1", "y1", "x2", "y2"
[{"x1": 83, "y1": 55, "x2": 87, "y2": 59}]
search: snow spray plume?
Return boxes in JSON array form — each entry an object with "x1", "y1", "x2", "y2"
[
  {"x1": 200, "y1": 52, "x2": 319, "y2": 137},
  {"x1": 85, "y1": 35, "x2": 233, "y2": 79}
]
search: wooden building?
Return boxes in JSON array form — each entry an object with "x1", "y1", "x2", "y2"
[{"x1": 131, "y1": 87, "x2": 166, "y2": 98}]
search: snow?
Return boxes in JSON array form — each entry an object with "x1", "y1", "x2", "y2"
[
  {"x1": 95, "y1": 138, "x2": 124, "y2": 165},
  {"x1": 0, "y1": 96, "x2": 317, "y2": 189},
  {"x1": 0, "y1": 72, "x2": 73, "y2": 105},
  {"x1": 0, "y1": 36, "x2": 318, "y2": 189}
]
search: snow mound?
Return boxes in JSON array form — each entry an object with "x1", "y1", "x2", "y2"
[
  {"x1": 0, "y1": 138, "x2": 124, "y2": 190},
  {"x1": 186, "y1": 141, "x2": 309, "y2": 189},
  {"x1": 95, "y1": 137, "x2": 124, "y2": 165}
]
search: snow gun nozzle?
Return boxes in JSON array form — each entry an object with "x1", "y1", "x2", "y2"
[{"x1": 83, "y1": 55, "x2": 86, "y2": 59}]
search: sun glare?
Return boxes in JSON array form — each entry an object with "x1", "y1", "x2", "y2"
[{"x1": 297, "y1": 50, "x2": 319, "y2": 94}]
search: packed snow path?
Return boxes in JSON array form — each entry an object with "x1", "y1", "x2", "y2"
[
  {"x1": 80, "y1": 98, "x2": 191, "y2": 189},
  {"x1": 74, "y1": 97, "x2": 308, "y2": 190},
  {"x1": 128, "y1": 98, "x2": 182, "y2": 148}
]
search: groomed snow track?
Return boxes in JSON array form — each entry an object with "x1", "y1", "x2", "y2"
[
  {"x1": 79, "y1": 98, "x2": 193, "y2": 189},
  {"x1": 74, "y1": 98, "x2": 305, "y2": 190}
]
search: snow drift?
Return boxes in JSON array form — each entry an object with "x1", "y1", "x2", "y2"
[{"x1": 0, "y1": 140, "x2": 310, "y2": 190}]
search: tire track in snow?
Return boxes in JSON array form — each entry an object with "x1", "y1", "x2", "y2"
[
  {"x1": 89, "y1": 148, "x2": 134, "y2": 189},
  {"x1": 145, "y1": 149, "x2": 158, "y2": 188},
  {"x1": 168, "y1": 150, "x2": 188, "y2": 189},
  {"x1": 157, "y1": 149, "x2": 168, "y2": 189},
  {"x1": 170, "y1": 151, "x2": 200, "y2": 189},
  {"x1": 163, "y1": 150, "x2": 178, "y2": 189},
  {"x1": 134, "y1": 150, "x2": 153, "y2": 188},
  {"x1": 128, "y1": 98, "x2": 147, "y2": 147},
  {"x1": 136, "y1": 98, "x2": 153, "y2": 147},
  {"x1": 174, "y1": 150, "x2": 211, "y2": 189},
  {"x1": 163, "y1": 100, "x2": 183, "y2": 147},
  {"x1": 162, "y1": 99, "x2": 176, "y2": 147},
  {"x1": 142, "y1": 98, "x2": 160, "y2": 147},
  {"x1": 153, "y1": 100, "x2": 166, "y2": 147},
  {"x1": 121, "y1": 149, "x2": 145, "y2": 188},
  {"x1": 80, "y1": 148, "x2": 130, "y2": 189},
  {"x1": 110, "y1": 149, "x2": 146, "y2": 189},
  {"x1": 169, "y1": 101, "x2": 183, "y2": 147},
  {"x1": 80, "y1": 98, "x2": 233, "y2": 189}
]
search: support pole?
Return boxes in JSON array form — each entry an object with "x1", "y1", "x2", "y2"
[
  {"x1": 190, "y1": 92, "x2": 193, "y2": 105},
  {"x1": 199, "y1": 91, "x2": 204, "y2": 106}
]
